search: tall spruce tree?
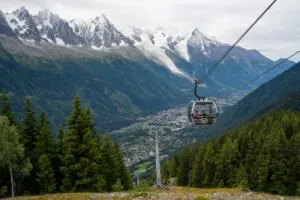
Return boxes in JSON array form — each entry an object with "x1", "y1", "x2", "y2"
[
  {"x1": 36, "y1": 154, "x2": 56, "y2": 194},
  {"x1": 177, "y1": 147, "x2": 192, "y2": 186},
  {"x1": 113, "y1": 142, "x2": 132, "y2": 190},
  {"x1": 202, "y1": 143, "x2": 216, "y2": 187},
  {"x1": 60, "y1": 97, "x2": 104, "y2": 192},
  {"x1": 54, "y1": 128, "x2": 65, "y2": 191},
  {"x1": 213, "y1": 138, "x2": 238, "y2": 187},
  {"x1": 21, "y1": 98, "x2": 38, "y2": 193},
  {"x1": 36, "y1": 112, "x2": 56, "y2": 157},
  {"x1": 35, "y1": 112, "x2": 57, "y2": 193},
  {"x1": 236, "y1": 164, "x2": 248, "y2": 190},
  {"x1": 286, "y1": 132, "x2": 300, "y2": 195},
  {"x1": 168, "y1": 155, "x2": 178, "y2": 178},
  {"x1": 100, "y1": 134, "x2": 118, "y2": 192},
  {"x1": 267, "y1": 128, "x2": 288, "y2": 194},
  {"x1": 191, "y1": 145, "x2": 205, "y2": 187}
]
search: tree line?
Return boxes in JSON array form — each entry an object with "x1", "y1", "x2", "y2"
[
  {"x1": 0, "y1": 93, "x2": 132, "y2": 198},
  {"x1": 162, "y1": 110, "x2": 300, "y2": 196}
]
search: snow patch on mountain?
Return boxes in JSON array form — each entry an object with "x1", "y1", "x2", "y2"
[
  {"x1": 5, "y1": 13, "x2": 26, "y2": 33},
  {"x1": 69, "y1": 15, "x2": 133, "y2": 48},
  {"x1": 137, "y1": 33, "x2": 183, "y2": 74},
  {"x1": 55, "y1": 37, "x2": 65, "y2": 46},
  {"x1": 171, "y1": 35, "x2": 190, "y2": 61},
  {"x1": 123, "y1": 27, "x2": 189, "y2": 76},
  {"x1": 188, "y1": 28, "x2": 223, "y2": 56}
]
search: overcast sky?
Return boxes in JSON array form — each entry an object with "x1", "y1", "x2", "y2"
[{"x1": 1, "y1": 0, "x2": 299, "y2": 61}]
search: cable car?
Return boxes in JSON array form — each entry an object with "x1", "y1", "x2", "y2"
[{"x1": 187, "y1": 80, "x2": 218, "y2": 125}]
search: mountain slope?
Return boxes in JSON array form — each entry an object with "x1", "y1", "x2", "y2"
[
  {"x1": 34, "y1": 9, "x2": 84, "y2": 45},
  {"x1": 0, "y1": 36, "x2": 190, "y2": 131},
  {"x1": 215, "y1": 61, "x2": 300, "y2": 132}
]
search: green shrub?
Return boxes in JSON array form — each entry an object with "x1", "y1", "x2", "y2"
[
  {"x1": 133, "y1": 180, "x2": 151, "y2": 192},
  {"x1": 113, "y1": 179, "x2": 124, "y2": 192}
]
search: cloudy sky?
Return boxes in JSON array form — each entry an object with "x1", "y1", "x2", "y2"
[{"x1": 1, "y1": 0, "x2": 299, "y2": 61}]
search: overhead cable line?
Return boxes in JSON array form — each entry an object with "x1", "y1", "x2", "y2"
[
  {"x1": 238, "y1": 50, "x2": 300, "y2": 89},
  {"x1": 201, "y1": 0, "x2": 278, "y2": 82}
]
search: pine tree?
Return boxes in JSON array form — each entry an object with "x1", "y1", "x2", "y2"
[
  {"x1": 191, "y1": 145, "x2": 205, "y2": 187},
  {"x1": 100, "y1": 134, "x2": 118, "y2": 192},
  {"x1": 35, "y1": 112, "x2": 57, "y2": 192},
  {"x1": 60, "y1": 97, "x2": 104, "y2": 192},
  {"x1": 21, "y1": 98, "x2": 38, "y2": 193},
  {"x1": 54, "y1": 128, "x2": 65, "y2": 191},
  {"x1": 21, "y1": 98, "x2": 38, "y2": 158},
  {"x1": 168, "y1": 155, "x2": 178, "y2": 178},
  {"x1": 286, "y1": 132, "x2": 300, "y2": 195},
  {"x1": 113, "y1": 142, "x2": 132, "y2": 190},
  {"x1": 256, "y1": 150, "x2": 270, "y2": 192},
  {"x1": 245, "y1": 130, "x2": 264, "y2": 189},
  {"x1": 267, "y1": 128, "x2": 288, "y2": 194},
  {"x1": 177, "y1": 147, "x2": 192, "y2": 186},
  {"x1": 0, "y1": 92, "x2": 16, "y2": 125},
  {"x1": 236, "y1": 164, "x2": 248, "y2": 191},
  {"x1": 213, "y1": 138, "x2": 238, "y2": 187},
  {"x1": 60, "y1": 96, "x2": 83, "y2": 192},
  {"x1": 202, "y1": 143, "x2": 215, "y2": 187},
  {"x1": 36, "y1": 154, "x2": 56, "y2": 194},
  {"x1": 36, "y1": 112, "x2": 56, "y2": 157}
]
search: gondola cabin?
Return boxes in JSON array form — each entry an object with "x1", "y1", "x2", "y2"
[{"x1": 187, "y1": 100, "x2": 218, "y2": 125}]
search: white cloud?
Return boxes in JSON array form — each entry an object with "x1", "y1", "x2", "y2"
[{"x1": 1, "y1": 0, "x2": 299, "y2": 61}]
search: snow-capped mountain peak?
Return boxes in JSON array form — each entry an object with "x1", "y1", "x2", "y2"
[
  {"x1": 187, "y1": 28, "x2": 223, "y2": 57},
  {"x1": 1, "y1": 7, "x2": 256, "y2": 81},
  {"x1": 0, "y1": 9, "x2": 16, "y2": 37},
  {"x1": 35, "y1": 9, "x2": 59, "y2": 25},
  {"x1": 190, "y1": 28, "x2": 223, "y2": 46},
  {"x1": 89, "y1": 15, "x2": 111, "y2": 33},
  {"x1": 13, "y1": 6, "x2": 30, "y2": 18},
  {"x1": 91, "y1": 14, "x2": 110, "y2": 26},
  {"x1": 5, "y1": 7, "x2": 41, "y2": 42},
  {"x1": 189, "y1": 28, "x2": 211, "y2": 46},
  {"x1": 36, "y1": 9, "x2": 51, "y2": 20},
  {"x1": 34, "y1": 9, "x2": 86, "y2": 46}
]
